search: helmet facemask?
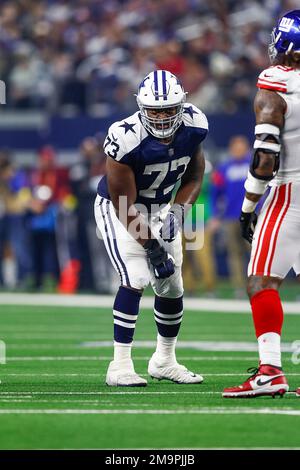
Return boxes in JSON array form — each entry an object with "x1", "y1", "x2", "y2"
[
  {"x1": 138, "y1": 101, "x2": 185, "y2": 139},
  {"x1": 268, "y1": 28, "x2": 279, "y2": 62}
]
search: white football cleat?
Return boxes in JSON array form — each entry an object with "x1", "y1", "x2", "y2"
[
  {"x1": 148, "y1": 353, "x2": 204, "y2": 384},
  {"x1": 106, "y1": 359, "x2": 147, "y2": 387}
]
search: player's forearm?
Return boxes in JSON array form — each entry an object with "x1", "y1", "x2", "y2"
[
  {"x1": 174, "y1": 180, "x2": 201, "y2": 207},
  {"x1": 174, "y1": 148, "x2": 205, "y2": 208},
  {"x1": 113, "y1": 202, "x2": 153, "y2": 247},
  {"x1": 242, "y1": 175, "x2": 267, "y2": 213},
  {"x1": 245, "y1": 191, "x2": 262, "y2": 203},
  {"x1": 242, "y1": 89, "x2": 285, "y2": 214},
  {"x1": 242, "y1": 151, "x2": 276, "y2": 211},
  {"x1": 242, "y1": 191, "x2": 262, "y2": 213}
]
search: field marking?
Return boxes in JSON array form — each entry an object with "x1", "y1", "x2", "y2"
[
  {"x1": 5, "y1": 345, "x2": 90, "y2": 349},
  {"x1": 2, "y1": 372, "x2": 300, "y2": 377},
  {"x1": 0, "y1": 400, "x2": 152, "y2": 406},
  {"x1": 80, "y1": 340, "x2": 297, "y2": 352},
  {"x1": 64, "y1": 447, "x2": 300, "y2": 450},
  {"x1": 0, "y1": 391, "x2": 221, "y2": 396},
  {"x1": 0, "y1": 407, "x2": 299, "y2": 415},
  {"x1": 5, "y1": 336, "x2": 298, "y2": 356},
  {"x1": 1, "y1": 335, "x2": 112, "y2": 340},
  {"x1": 2, "y1": 356, "x2": 275, "y2": 362},
  {"x1": 0, "y1": 293, "x2": 300, "y2": 314},
  {"x1": 0, "y1": 391, "x2": 298, "y2": 396}
]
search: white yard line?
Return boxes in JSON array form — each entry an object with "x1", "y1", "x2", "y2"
[
  {"x1": 7, "y1": 345, "x2": 90, "y2": 349},
  {"x1": 3, "y1": 338, "x2": 297, "y2": 355},
  {"x1": 0, "y1": 292, "x2": 300, "y2": 314},
  {"x1": 80, "y1": 340, "x2": 297, "y2": 352},
  {"x1": 0, "y1": 400, "x2": 152, "y2": 406},
  {"x1": 0, "y1": 391, "x2": 221, "y2": 395},
  {"x1": 3, "y1": 356, "x2": 264, "y2": 361},
  {"x1": 2, "y1": 372, "x2": 300, "y2": 377},
  {"x1": 1, "y1": 335, "x2": 110, "y2": 339},
  {"x1": 64, "y1": 447, "x2": 300, "y2": 450},
  {"x1": 0, "y1": 391, "x2": 298, "y2": 396},
  {"x1": 0, "y1": 407, "x2": 299, "y2": 415}
]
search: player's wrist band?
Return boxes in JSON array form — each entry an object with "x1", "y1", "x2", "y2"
[
  {"x1": 244, "y1": 172, "x2": 269, "y2": 195},
  {"x1": 242, "y1": 197, "x2": 258, "y2": 213}
]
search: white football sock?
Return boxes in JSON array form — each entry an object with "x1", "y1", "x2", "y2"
[
  {"x1": 113, "y1": 341, "x2": 132, "y2": 363},
  {"x1": 258, "y1": 332, "x2": 281, "y2": 368},
  {"x1": 155, "y1": 334, "x2": 177, "y2": 364}
]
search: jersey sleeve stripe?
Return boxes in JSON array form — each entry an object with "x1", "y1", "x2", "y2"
[
  {"x1": 258, "y1": 79, "x2": 287, "y2": 86},
  {"x1": 257, "y1": 82, "x2": 287, "y2": 92},
  {"x1": 274, "y1": 65, "x2": 293, "y2": 72}
]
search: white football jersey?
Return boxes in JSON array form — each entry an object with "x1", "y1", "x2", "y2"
[{"x1": 257, "y1": 65, "x2": 300, "y2": 184}]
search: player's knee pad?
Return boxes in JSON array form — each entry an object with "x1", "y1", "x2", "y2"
[
  {"x1": 129, "y1": 272, "x2": 151, "y2": 291},
  {"x1": 152, "y1": 268, "x2": 184, "y2": 298}
]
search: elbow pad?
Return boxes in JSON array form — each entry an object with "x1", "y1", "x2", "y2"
[{"x1": 250, "y1": 123, "x2": 281, "y2": 181}]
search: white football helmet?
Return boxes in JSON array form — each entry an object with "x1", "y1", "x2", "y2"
[{"x1": 136, "y1": 70, "x2": 186, "y2": 139}]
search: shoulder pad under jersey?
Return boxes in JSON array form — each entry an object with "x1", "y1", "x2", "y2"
[
  {"x1": 182, "y1": 103, "x2": 209, "y2": 131},
  {"x1": 103, "y1": 112, "x2": 146, "y2": 163},
  {"x1": 257, "y1": 65, "x2": 295, "y2": 94}
]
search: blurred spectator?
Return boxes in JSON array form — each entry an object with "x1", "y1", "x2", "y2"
[
  {"x1": 0, "y1": 141, "x2": 118, "y2": 294},
  {"x1": 0, "y1": 0, "x2": 293, "y2": 115},
  {"x1": 29, "y1": 145, "x2": 72, "y2": 291},
  {"x1": 183, "y1": 165, "x2": 216, "y2": 296},
  {"x1": 8, "y1": 43, "x2": 54, "y2": 109},
  {"x1": 7, "y1": 158, "x2": 33, "y2": 288},
  {"x1": 69, "y1": 135, "x2": 117, "y2": 293},
  {"x1": 0, "y1": 150, "x2": 33, "y2": 288},
  {"x1": 211, "y1": 136, "x2": 251, "y2": 296},
  {"x1": 0, "y1": 153, "x2": 12, "y2": 287},
  {"x1": 1, "y1": 0, "x2": 298, "y2": 295}
]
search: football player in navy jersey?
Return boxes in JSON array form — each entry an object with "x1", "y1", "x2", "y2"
[{"x1": 95, "y1": 70, "x2": 208, "y2": 386}]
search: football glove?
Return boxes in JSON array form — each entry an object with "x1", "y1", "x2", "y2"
[
  {"x1": 240, "y1": 211, "x2": 258, "y2": 244},
  {"x1": 144, "y1": 239, "x2": 175, "y2": 279},
  {"x1": 159, "y1": 203, "x2": 185, "y2": 242}
]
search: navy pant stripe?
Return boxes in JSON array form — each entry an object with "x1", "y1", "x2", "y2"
[
  {"x1": 106, "y1": 201, "x2": 131, "y2": 287},
  {"x1": 99, "y1": 198, "x2": 124, "y2": 285},
  {"x1": 113, "y1": 315, "x2": 136, "y2": 324}
]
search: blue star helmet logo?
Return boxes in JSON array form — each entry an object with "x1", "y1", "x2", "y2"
[{"x1": 119, "y1": 121, "x2": 136, "y2": 134}]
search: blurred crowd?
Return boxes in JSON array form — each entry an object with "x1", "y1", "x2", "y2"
[
  {"x1": 0, "y1": 136, "x2": 116, "y2": 294},
  {"x1": 1, "y1": 0, "x2": 297, "y2": 295},
  {"x1": 0, "y1": 135, "x2": 255, "y2": 296},
  {"x1": 1, "y1": 0, "x2": 299, "y2": 115}
]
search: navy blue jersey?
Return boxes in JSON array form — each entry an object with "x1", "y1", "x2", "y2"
[{"x1": 98, "y1": 103, "x2": 208, "y2": 210}]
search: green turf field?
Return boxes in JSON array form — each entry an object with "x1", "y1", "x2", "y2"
[{"x1": 0, "y1": 297, "x2": 299, "y2": 449}]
